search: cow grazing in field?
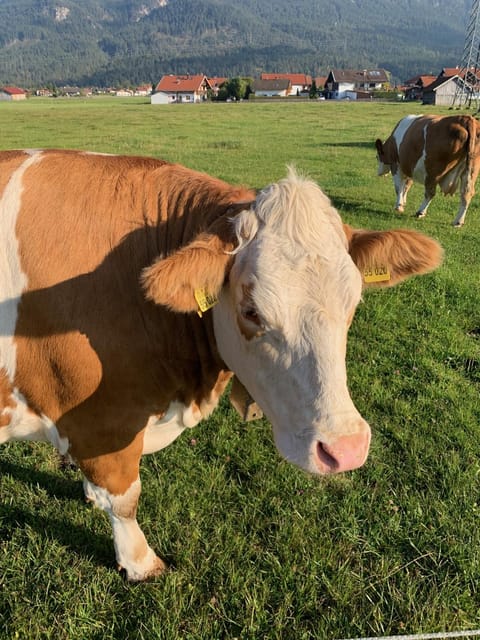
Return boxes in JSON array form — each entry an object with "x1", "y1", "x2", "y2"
[
  {"x1": 0, "y1": 150, "x2": 442, "y2": 580},
  {"x1": 375, "y1": 114, "x2": 480, "y2": 226}
]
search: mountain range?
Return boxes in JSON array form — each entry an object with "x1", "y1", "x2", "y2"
[{"x1": 0, "y1": 0, "x2": 472, "y2": 88}]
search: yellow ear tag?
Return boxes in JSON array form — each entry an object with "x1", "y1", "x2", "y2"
[
  {"x1": 363, "y1": 264, "x2": 391, "y2": 283},
  {"x1": 194, "y1": 288, "x2": 218, "y2": 317}
]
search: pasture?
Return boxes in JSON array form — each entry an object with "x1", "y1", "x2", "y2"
[{"x1": 0, "y1": 97, "x2": 479, "y2": 639}]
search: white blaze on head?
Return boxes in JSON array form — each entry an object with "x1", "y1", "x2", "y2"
[{"x1": 213, "y1": 169, "x2": 370, "y2": 475}]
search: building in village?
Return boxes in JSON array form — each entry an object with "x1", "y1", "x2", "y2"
[
  {"x1": 260, "y1": 73, "x2": 312, "y2": 96},
  {"x1": 403, "y1": 75, "x2": 437, "y2": 101},
  {"x1": 252, "y1": 78, "x2": 291, "y2": 98},
  {"x1": 0, "y1": 86, "x2": 27, "y2": 101},
  {"x1": 403, "y1": 67, "x2": 480, "y2": 106},
  {"x1": 151, "y1": 75, "x2": 213, "y2": 104},
  {"x1": 324, "y1": 69, "x2": 390, "y2": 99}
]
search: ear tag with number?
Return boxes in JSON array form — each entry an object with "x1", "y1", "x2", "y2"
[
  {"x1": 363, "y1": 264, "x2": 391, "y2": 283},
  {"x1": 194, "y1": 288, "x2": 218, "y2": 317}
]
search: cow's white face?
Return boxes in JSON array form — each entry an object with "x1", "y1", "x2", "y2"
[
  {"x1": 213, "y1": 173, "x2": 371, "y2": 475},
  {"x1": 375, "y1": 139, "x2": 391, "y2": 177}
]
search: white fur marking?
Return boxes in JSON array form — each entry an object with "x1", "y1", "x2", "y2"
[
  {"x1": 0, "y1": 152, "x2": 43, "y2": 379},
  {"x1": 0, "y1": 387, "x2": 69, "y2": 453},
  {"x1": 142, "y1": 401, "x2": 202, "y2": 455},
  {"x1": 84, "y1": 478, "x2": 162, "y2": 581},
  {"x1": 412, "y1": 155, "x2": 427, "y2": 183},
  {"x1": 82, "y1": 151, "x2": 115, "y2": 157},
  {"x1": 393, "y1": 114, "x2": 420, "y2": 151}
]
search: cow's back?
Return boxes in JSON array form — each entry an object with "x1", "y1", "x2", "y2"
[{"x1": 396, "y1": 115, "x2": 437, "y2": 176}]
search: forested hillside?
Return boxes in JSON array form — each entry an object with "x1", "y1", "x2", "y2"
[{"x1": 0, "y1": 0, "x2": 471, "y2": 87}]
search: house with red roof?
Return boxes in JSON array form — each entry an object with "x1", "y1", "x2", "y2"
[
  {"x1": 405, "y1": 67, "x2": 480, "y2": 105},
  {"x1": 260, "y1": 73, "x2": 312, "y2": 95},
  {"x1": 208, "y1": 77, "x2": 228, "y2": 96},
  {"x1": 151, "y1": 75, "x2": 212, "y2": 104},
  {"x1": 134, "y1": 85, "x2": 153, "y2": 97},
  {"x1": 403, "y1": 74, "x2": 437, "y2": 101},
  {"x1": 0, "y1": 87, "x2": 27, "y2": 101},
  {"x1": 422, "y1": 73, "x2": 469, "y2": 106}
]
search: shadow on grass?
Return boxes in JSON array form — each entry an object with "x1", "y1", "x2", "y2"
[
  {"x1": 331, "y1": 194, "x2": 459, "y2": 229},
  {"x1": 0, "y1": 458, "x2": 81, "y2": 499},
  {"x1": 0, "y1": 459, "x2": 114, "y2": 569},
  {"x1": 330, "y1": 195, "x2": 397, "y2": 221},
  {"x1": 327, "y1": 141, "x2": 376, "y2": 150}
]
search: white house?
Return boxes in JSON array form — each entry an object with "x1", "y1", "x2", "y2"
[
  {"x1": 324, "y1": 69, "x2": 389, "y2": 99},
  {"x1": 151, "y1": 75, "x2": 212, "y2": 104}
]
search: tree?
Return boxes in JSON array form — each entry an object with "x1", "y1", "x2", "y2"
[
  {"x1": 217, "y1": 77, "x2": 253, "y2": 101},
  {"x1": 309, "y1": 79, "x2": 318, "y2": 99}
]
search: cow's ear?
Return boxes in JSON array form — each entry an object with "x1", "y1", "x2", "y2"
[
  {"x1": 375, "y1": 138, "x2": 384, "y2": 159},
  {"x1": 141, "y1": 207, "x2": 253, "y2": 313},
  {"x1": 343, "y1": 224, "x2": 443, "y2": 288}
]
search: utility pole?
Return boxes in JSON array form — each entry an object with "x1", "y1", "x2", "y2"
[{"x1": 452, "y1": 0, "x2": 480, "y2": 109}]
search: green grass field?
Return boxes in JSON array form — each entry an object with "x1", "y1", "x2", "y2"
[{"x1": 0, "y1": 97, "x2": 479, "y2": 640}]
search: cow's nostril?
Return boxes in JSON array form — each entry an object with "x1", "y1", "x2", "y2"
[
  {"x1": 315, "y1": 441, "x2": 339, "y2": 473},
  {"x1": 313, "y1": 429, "x2": 371, "y2": 475}
]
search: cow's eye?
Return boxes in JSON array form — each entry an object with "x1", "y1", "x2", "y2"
[
  {"x1": 238, "y1": 305, "x2": 266, "y2": 339},
  {"x1": 242, "y1": 307, "x2": 261, "y2": 325}
]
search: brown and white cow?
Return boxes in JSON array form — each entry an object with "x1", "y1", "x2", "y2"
[
  {"x1": 375, "y1": 114, "x2": 480, "y2": 226},
  {"x1": 0, "y1": 150, "x2": 442, "y2": 580}
]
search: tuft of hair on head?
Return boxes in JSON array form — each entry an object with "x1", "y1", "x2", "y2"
[
  {"x1": 229, "y1": 207, "x2": 260, "y2": 255},
  {"x1": 253, "y1": 166, "x2": 345, "y2": 257}
]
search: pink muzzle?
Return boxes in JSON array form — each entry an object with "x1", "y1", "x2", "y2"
[{"x1": 314, "y1": 428, "x2": 371, "y2": 474}]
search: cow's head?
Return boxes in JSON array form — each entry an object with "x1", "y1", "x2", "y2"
[
  {"x1": 142, "y1": 170, "x2": 442, "y2": 475},
  {"x1": 375, "y1": 137, "x2": 398, "y2": 177}
]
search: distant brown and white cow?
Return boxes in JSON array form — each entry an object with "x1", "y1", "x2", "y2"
[
  {"x1": 0, "y1": 150, "x2": 442, "y2": 580},
  {"x1": 375, "y1": 113, "x2": 480, "y2": 226}
]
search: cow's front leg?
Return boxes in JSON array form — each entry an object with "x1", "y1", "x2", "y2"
[
  {"x1": 81, "y1": 456, "x2": 166, "y2": 581},
  {"x1": 453, "y1": 202, "x2": 469, "y2": 227},
  {"x1": 415, "y1": 178, "x2": 436, "y2": 218},
  {"x1": 393, "y1": 173, "x2": 412, "y2": 212}
]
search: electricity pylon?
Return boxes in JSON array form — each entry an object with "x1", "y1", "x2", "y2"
[{"x1": 452, "y1": 0, "x2": 480, "y2": 109}]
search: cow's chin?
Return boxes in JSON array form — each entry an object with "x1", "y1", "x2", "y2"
[
  {"x1": 272, "y1": 426, "x2": 371, "y2": 476},
  {"x1": 377, "y1": 162, "x2": 391, "y2": 177}
]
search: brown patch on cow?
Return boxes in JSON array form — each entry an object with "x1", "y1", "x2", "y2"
[
  {"x1": 8, "y1": 150, "x2": 254, "y2": 496},
  {"x1": 80, "y1": 430, "x2": 145, "y2": 499},
  {"x1": 0, "y1": 368, "x2": 16, "y2": 427},
  {"x1": 344, "y1": 224, "x2": 443, "y2": 287},
  {"x1": 211, "y1": 369, "x2": 234, "y2": 397},
  {"x1": 199, "y1": 369, "x2": 234, "y2": 419},
  {"x1": 0, "y1": 151, "x2": 32, "y2": 196}
]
